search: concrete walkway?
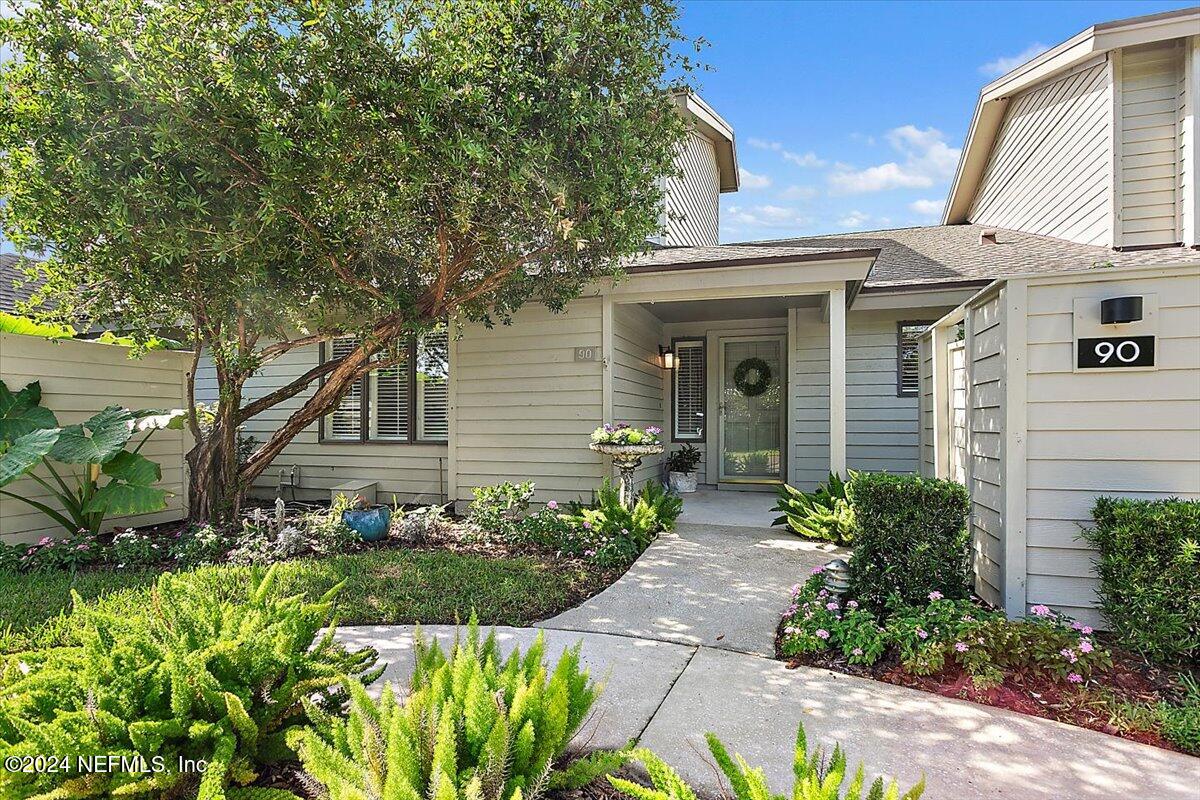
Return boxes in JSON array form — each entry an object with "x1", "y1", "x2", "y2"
[
  {"x1": 546, "y1": 523, "x2": 844, "y2": 656},
  {"x1": 337, "y1": 522, "x2": 1200, "y2": 800}
]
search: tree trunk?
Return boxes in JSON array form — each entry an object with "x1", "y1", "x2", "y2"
[{"x1": 186, "y1": 369, "x2": 245, "y2": 526}]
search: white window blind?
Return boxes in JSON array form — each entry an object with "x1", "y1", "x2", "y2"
[
  {"x1": 371, "y1": 351, "x2": 410, "y2": 441},
  {"x1": 325, "y1": 337, "x2": 363, "y2": 440},
  {"x1": 417, "y1": 329, "x2": 449, "y2": 441},
  {"x1": 897, "y1": 322, "x2": 930, "y2": 397},
  {"x1": 673, "y1": 340, "x2": 705, "y2": 440}
]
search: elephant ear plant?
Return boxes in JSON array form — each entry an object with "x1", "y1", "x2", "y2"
[{"x1": 0, "y1": 378, "x2": 184, "y2": 536}]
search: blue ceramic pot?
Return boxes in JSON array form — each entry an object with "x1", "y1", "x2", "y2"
[{"x1": 342, "y1": 506, "x2": 392, "y2": 542}]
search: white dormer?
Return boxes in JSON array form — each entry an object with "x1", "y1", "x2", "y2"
[
  {"x1": 651, "y1": 92, "x2": 739, "y2": 247},
  {"x1": 944, "y1": 8, "x2": 1200, "y2": 250}
]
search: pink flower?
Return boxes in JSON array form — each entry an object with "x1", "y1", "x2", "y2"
[
  {"x1": 37, "y1": 537, "x2": 52, "y2": 546},
  {"x1": 790, "y1": 583, "x2": 802, "y2": 595},
  {"x1": 584, "y1": 549, "x2": 597, "y2": 557},
  {"x1": 811, "y1": 565, "x2": 824, "y2": 575},
  {"x1": 916, "y1": 628, "x2": 928, "y2": 640},
  {"x1": 1081, "y1": 626, "x2": 1093, "y2": 635},
  {"x1": 547, "y1": 500, "x2": 558, "y2": 510},
  {"x1": 1060, "y1": 648, "x2": 1077, "y2": 664},
  {"x1": 1030, "y1": 604, "x2": 1052, "y2": 617},
  {"x1": 846, "y1": 600, "x2": 858, "y2": 609},
  {"x1": 852, "y1": 647, "x2": 864, "y2": 656},
  {"x1": 1067, "y1": 673, "x2": 1083, "y2": 684},
  {"x1": 955, "y1": 642, "x2": 969, "y2": 652},
  {"x1": 803, "y1": 611, "x2": 813, "y2": 620},
  {"x1": 815, "y1": 629, "x2": 830, "y2": 640},
  {"x1": 928, "y1": 591, "x2": 944, "y2": 601},
  {"x1": 582, "y1": 521, "x2": 592, "y2": 530},
  {"x1": 76, "y1": 544, "x2": 90, "y2": 551},
  {"x1": 1079, "y1": 640, "x2": 1094, "y2": 654},
  {"x1": 826, "y1": 602, "x2": 839, "y2": 611}
]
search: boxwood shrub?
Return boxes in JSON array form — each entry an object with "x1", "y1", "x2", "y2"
[
  {"x1": 1082, "y1": 497, "x2": 1200, "y2": 663},
  {"x1": 847, "y1": 473, "x2": 972, "y2": 610}
]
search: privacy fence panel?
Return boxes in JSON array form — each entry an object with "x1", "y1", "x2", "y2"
[{"x1": 0, "y1": 333, "x2": 192, "y2": 544}]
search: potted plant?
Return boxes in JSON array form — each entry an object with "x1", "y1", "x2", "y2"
[
  {"x1": 588, "y1": 423, "x2": 665, "y2": 508},
  {"x1": 341, "y1": 494, "x2": 392, "y2": 542},
  {"x1": 666, "y1": 444, "x2": 702, "y2": 494}
]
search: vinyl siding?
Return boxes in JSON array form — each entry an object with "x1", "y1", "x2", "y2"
[
  {"x1": 612, "y1": 304, "x2": 665, "y2": 489},
  {"x1": 452, "y1": 299, "x2": 604, "y2": 507},
  {"x1": 967, "y1": 293, "x2": 1005, "y2": 608},
  {"x1": 969, "y1": 58, "x2": 1113, "y2": 246},
  {"x1": 0, "y1": 334, "x2": 192, "y2": 543},
  {"x1": 918, "y1": 335, "x2": 935, "y2": 476},
  {"x1": 195, "y1": 344, "x2": 448, "y2": 504},
  {"x1": 791, "y1": 308, "x2": 956, "y2": 491},
  {"x1": 1120, "y1": 41, "x2": 1185, "y2": 247},
  {"x1": 1023, "y1": 268, "x2": 1200, "y2": 627},
  {"x1": 663, "y1": 130, "x2": 720, "y2": 247}
]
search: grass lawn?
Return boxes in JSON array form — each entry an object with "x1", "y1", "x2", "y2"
[{"x1": 0, "y1": 548, "x2": 613, "y2": 649}]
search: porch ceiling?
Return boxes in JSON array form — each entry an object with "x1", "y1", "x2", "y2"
[{"x1": 639, "y1": 295, "x2": 821, "y2": 323}]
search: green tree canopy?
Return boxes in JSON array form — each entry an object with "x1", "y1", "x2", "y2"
[{"x1": 0, "y1": 0, "x2": 697, "y2": 521}]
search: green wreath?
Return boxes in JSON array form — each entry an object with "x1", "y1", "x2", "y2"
[{"x1": 733, "y1": 357, "x2": 772, "y2": 397}]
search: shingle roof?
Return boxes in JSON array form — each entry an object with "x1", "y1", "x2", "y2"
[
  {"x1": 0, "y1": 254, "x2": 42, "y2": 313},
  {"x1": 630, "y1": 225, "x2": 1199, "y2": 289}
]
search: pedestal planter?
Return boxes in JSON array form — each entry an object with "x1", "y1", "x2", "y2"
[{"x1": 590, "y1": 442, "x2": 665, "y2": 508}]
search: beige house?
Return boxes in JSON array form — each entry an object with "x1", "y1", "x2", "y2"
[
  {"x1": 7, "y1": 10, "x2": 1196, "y2": 624},
  {"x1": 202, "y1": 8, "x2": 1198, "y2": 515}
]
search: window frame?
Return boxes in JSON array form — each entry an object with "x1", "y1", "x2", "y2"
[
  {"x1": 318, "y1": 335, "x2": 449, "y2": 445},
  {"x1": 670, "y1": 336, "x2": 707, "y2": 443},
  {"x1": 896, "y1": 320, "x2": 933, "y2": 398}
]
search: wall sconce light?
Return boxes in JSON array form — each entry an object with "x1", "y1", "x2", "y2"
[
  {"x1": 1100, "y1": 296, "x2": 1143, "y2": 325},
  {"x1": 658, "y1": 345, "x2": 676, "y2": 370}
]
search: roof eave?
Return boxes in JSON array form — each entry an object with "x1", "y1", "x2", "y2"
[
  {"x1": 624, "y1": 247, "x2": 880, "y2": 274},
  {"x1": 942, "y1": 6, "x2": 1200, "y2": 225},
  {"x1": 671, "y1": 91, "x2": 739, "y2": 192}
]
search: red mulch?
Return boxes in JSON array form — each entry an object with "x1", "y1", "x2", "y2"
[{"x1": 776, "y1": 624, "x2": 1193, "y2": 754}]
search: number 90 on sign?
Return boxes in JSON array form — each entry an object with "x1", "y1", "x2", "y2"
[{"x1": 1076, "y1": 336, "x2": 1155, "y2": 369}]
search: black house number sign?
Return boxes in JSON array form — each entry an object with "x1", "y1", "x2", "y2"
[{"x1": 1077, "y1": 336, "x2": 1155, "y2": 369}]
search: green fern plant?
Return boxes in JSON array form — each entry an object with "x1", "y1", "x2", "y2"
[
  {"x1": 0, "y1": 565, "x2": 379, "y2": 800},
  {"x1": 771, "y1": 471, "x2": 857, "y2": 545},
  {"x1": 291, "y1": 622, "x2": 623, "y2": 800},
  {"x1": 610, "y1": 721, "x2": 923, "y2": 800}
]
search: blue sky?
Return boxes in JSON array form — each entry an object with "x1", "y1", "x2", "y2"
[{"x1": 678, "y1": 0, "x2": 1197, "y2": 243}]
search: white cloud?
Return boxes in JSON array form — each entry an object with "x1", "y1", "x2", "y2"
[
  {"x1": 827, "y1": 125, "x2": 960, "y2": 194},
  {"x1": 747, "y1": 138, "x2": 827, "y2": 169},
  {"x1": 726, "y1": 204, "x2": 814, "y2": 229},
  {"x1": 780, "y1": 184, "x2": 818, "y2": 200},
  {"x1": 738, "y1": 168, "x2": 772, "y2": 190},
  {"x1": 979, "y1": 43, "x2": 1049, "y2": 78},
  {"x1": 909, "y1": 198, "x2": 944, "y2": 217},
  {"x1": 837, "y1": 211, "x2": 870, "y2": 229}
]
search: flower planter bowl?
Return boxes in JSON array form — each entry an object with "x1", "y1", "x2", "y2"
[
  {"x1": 342, "y1": 505, "x2": 392, "y2": 542},
  {"x1": 669, "y1": 470, "x2": 698, "y2": 494},
  {"x1": 589, "y1": 442, "x2": 665, "y2": 509}
]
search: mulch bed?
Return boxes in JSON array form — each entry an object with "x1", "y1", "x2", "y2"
[{"x1": 775, "y1": 621, "x2": 1192, "y2": 753}]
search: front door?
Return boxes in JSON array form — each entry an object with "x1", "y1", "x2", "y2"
[{"x1": 718, "y1": 335, "x2": 785, "y2": 484}]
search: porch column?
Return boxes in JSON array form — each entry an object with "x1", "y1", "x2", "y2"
[{"x1": 829, "y1": 286, "x2": 847, "y2": 477}]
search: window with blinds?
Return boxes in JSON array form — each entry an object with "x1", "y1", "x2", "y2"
[
  {"x1": 897, "y1": 322, "x2": 931, "y2": 397},
  {"x1": 371, "y1": 356, "x2": 410, "y2": 441},
  {"x1": 322, "y1": 327, "x2": 450, "y2": 443},
  {"x1": 324, "y1": 337, "x2": 364, "y2": 440},
  {"x1": 672, "y1": 339, "x2": 705, "y2": 441},
  {"x1": 417, "y1": 329, "x2": 449, "y2": 441}
]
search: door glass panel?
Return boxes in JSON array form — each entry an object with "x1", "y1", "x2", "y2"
[{"x1": 721, "y1": 338, "x2": 783, "y2": 480}]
